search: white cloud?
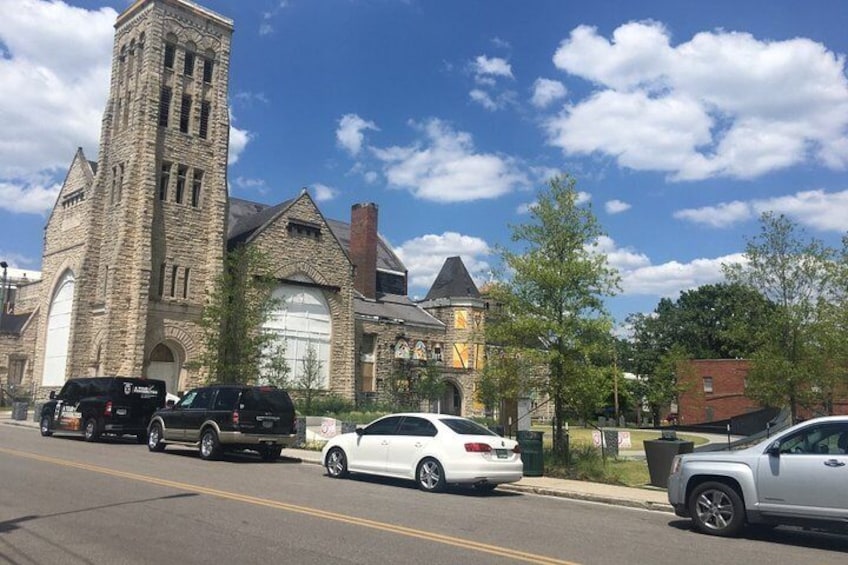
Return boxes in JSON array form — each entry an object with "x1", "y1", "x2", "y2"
[
  {"x1": 531, "y1": 78, "x2": 567, "y2": 108},
  {"x1": 473, "y1": 55, "x2": 513, "y2": 79},
  {"x1": 0, "y1": 250, "x2": 37, "y2": 269},
  {"x1": 364, "y1": 171, "x2": 378, "y2": 184},
  {"x1": 469, "y1": 89, "x2": 498, "y2": 111},
  {"x1": 311, "y1": 183, "x2": 338, "y2": 202},
  {"x1": 675, "y1": 189, "x2": 848, "y2": 232},
  {"x1": 394, "y1": 232, "x2": 491, "y2": 292},
  {"x1": 546, "y1": 22, "x2": 848, "y2": 180},
  {"x1": 336, "y1": 114, "x2": 379, "y2": 156},
  {"x1": 0, "y1": 179, "x2": 60, "y2": 214},
  {"x1": 0, "y1": 0, "x2": 115, "y2": 181},
  {"x1": 673, "y1": 200, "x2": 753, "y2": 228},
  {"x1": 605, "y1": 199, "x2": 631, "y2": 214},
  {"x1": 233, "y1": 177, "x2": 268, "y2": 194},
  {"x1": 372, "y1": 119, "x2": 529, "y2": 202},
  {"x1": 228, "y1": 124, "x2": 251, "y2": 165},
  {"x1": 594, "y1": 235, "x2": 744, "y2": 297}
]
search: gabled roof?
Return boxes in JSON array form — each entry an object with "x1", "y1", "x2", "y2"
[
  {"x1": 227, "y1": 196, "x2": 406, "y2": 273},
  {"x1": 354, "y1": 292, "x2": 445, "y2": 329},
  {"x1": 424, "y1": 256, "x2": 480, "y2": 300}
]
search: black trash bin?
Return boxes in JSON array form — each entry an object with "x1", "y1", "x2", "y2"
[
  {"x1": 643, "y1": 434, "x2": 693, "y2": 488},
  {"x1": 12, "y1": 402, "x2": 29, "y2": 421},
  {"x1": 516, "y1": 430, "x2": 544, "y2": 477}
]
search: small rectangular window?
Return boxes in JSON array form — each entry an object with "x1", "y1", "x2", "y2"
[
  {"x1": 199, "y1": 100, "x2": 210, "y2": 139},
  {"x1": 110, "y1": 166, "x2": 117, "y2": 205},
  {"x1": 158, "y1": 263, "x2": 166, "y2": 297},
  {"x1": 159, "y1": 162, "x2": 171, "y2": 201},
  {"x1": 103, "y1": 266, "x2": 109, "y2": 297},
  {"x1": 159, "y1": 87, "x2": 172, "y2": 127},
  {"x1": 183, "y1": 267, "x2": 190, "y2": 299},
  {"x1": 176, "y1": 165, "x2": 187, "y2": 204},
  {"x1": 123, "y1": 90, "x2": 131, "y2": 128},
  {"x1": 203, "y1": 58, "x2": 213, "y2": 83},
  {"x1": 170, "y1": 265, "x2": 178, "y2": 298},
  {"x1": 117, "y1": 163, "x2": 124, "y2": 202},
  {"x1": 184, "y1": 51, "x2": 195, "y2": 76},
  {"x1": 179, "y1": 95, "x2": 192, "y2": 133},
  {"x1": 114, "y1": 98, "x2": 122, "y2": 132},
  {"x1": 191, "y1": 169, "x2": 203, "y2": 208},
  {"x1": 164, "y1": 43, "x2": 175, "y2": 69},
  {"x1": 703, "y1": 376, "x2": 714, "y2": 394}
]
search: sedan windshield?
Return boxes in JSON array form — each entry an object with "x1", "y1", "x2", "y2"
[{"x1": 439, "y1": 418, "x2": 496, "y2": 436}]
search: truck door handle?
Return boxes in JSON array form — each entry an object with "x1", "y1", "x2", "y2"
[{"x1": 824, "y1": 459, "x2": 845, "y2": 467}]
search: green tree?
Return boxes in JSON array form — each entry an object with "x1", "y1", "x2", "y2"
[
  {"x1": 487, "y1": 175, "x2": 620, "y2": 456},
  {"x1": 477, "y1": 346, "x2": 546, "y2": 418},
  {"x1": 296, "y1": 344, "x2": 324, "y2": 414},
  {"x1": 260, "y1": 339, "x2": 292, "y2": 390},
  {"x1": 724, "y1": 212, "x2": 836, "y2": 421},
  {"x1": 199, "y1": 246, "x2": 279, "y2": 384},
  {"x1": 411, "y1": 363, "x2": 446, "y2": 412}
]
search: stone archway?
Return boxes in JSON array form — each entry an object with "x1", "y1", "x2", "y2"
[
  {"x1": 440, "y1": 381, "x2": 462, "y2": 416},
  {"x1": 146, "y1": 342, "x2": 182, "y2": 395}
]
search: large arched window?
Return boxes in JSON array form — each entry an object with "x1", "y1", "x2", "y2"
[
  {"x1": 262, "y1": 282, "x2": 331, "y2": 388},
  {"x1": 42, "y1": 270, "x2": 75, "y2": 386}
]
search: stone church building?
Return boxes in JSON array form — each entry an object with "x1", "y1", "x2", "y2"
[{"x1": 0, "y1": 0, "x2": 488, "y2": 417}]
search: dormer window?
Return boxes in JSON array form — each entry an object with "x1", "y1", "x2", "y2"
[{"x1": 286, "y1": 219, "x2": 321, "y2": 239}]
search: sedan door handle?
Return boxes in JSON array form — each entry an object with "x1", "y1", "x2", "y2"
[{"x1": 824, "y1": 459, "x2": 846, "y2": 467}]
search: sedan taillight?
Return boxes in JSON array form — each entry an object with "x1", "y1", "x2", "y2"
[
  {"x1": 465, "y1": 443, "x2": 493, "y2": 453},
  {"x1": 512, "y1": 444, "x2": 521, "y2": 454},
  {"x1": 104, "y1": 401, "x2": 112, "y2": 416}
]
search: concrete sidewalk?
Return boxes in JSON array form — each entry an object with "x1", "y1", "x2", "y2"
[{"x1": 0, "y1": 411, "x2": 672, "y2": 513}]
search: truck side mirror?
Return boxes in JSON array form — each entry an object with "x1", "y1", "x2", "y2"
[{"x1": 49, "y1": 390, "x2": 56, "y2": 400}]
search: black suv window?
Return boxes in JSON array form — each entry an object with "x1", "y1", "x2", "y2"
[
  {"x1": 61, "y1": 380, "x2": 84, "y2": 403},
  {"x1": 213, "y1": 388, "x2": 241, "y2": 410},
  {"x1": 239, "y1": 387, "x2": 291, "y2": 412},
  {"x1": 180, "y1": 388, "x2": 213, "y2": 409}
]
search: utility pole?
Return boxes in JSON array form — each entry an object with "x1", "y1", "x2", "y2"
[{"x1": 0, "y1": 261, "x2": 7, "y2": 332}]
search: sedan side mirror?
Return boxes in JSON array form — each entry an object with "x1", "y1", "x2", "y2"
[
  {"x1": 766, "y1": 441, "x2": 781, "y2": 457},
  {"x1": 355, "y1": 427, "x2": 365, "y2": 437}
]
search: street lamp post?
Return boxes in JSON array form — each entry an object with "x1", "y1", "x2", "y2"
[{"x1": 0, "y1": 261, "x2": 7, "y2": 332}]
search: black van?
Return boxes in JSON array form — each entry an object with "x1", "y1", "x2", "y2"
[{"x1": 40, "y1": 377, "x2": 166, "y2": 443}]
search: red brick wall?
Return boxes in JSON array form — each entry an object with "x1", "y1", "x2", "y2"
[{"x1": 677, "y1": 359, "x2": 759, "y2": 424}]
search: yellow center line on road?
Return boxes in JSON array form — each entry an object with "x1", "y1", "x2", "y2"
[{"x1": 1, "y1": 447, "x2": 580, "y2": 565}]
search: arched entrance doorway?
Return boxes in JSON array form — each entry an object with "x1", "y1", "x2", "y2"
[
  {"x1": 42, "y1": 270, "x2": 75, "y2": 386},
  {"x1": 146, "y1": 343, "x2": 181, "y2": 395},
  {"x1": 440, "y1": 381, "x2": 462, "y2": 416}
]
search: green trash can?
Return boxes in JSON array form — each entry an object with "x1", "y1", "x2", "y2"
[{"x1": 516, "y1": 430, "x2": 544, "y2": 477}]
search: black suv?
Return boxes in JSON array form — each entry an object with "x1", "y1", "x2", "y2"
[
  {"x1": 40, "y1": 377, "x2": 166, "y2": 442},
  {"x1": 146, "y1": 384, "x2": 297, "y2": 461}
]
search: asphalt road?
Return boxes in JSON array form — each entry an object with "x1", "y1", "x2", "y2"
[{"x1": 1, "y1": 424, "x2": 846, "y2": 565}]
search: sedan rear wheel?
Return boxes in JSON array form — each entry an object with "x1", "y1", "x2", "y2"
[
  {"x1": 325, "y1": 447, "x2": 348, "y2": 478},
  {"x1": 689, "y1": 481, "x2": 745, "y2": 537},
  {"x1": 417, "y1": 458, "x2": 446, "y2": 493}
]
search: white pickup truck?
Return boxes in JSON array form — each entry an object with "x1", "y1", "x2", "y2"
[{"x1": 667, "y1": 415, "x2": 848, "y2": 536}]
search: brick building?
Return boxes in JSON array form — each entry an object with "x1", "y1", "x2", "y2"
[
  {"x1": 0, "y1": 0, "x2": 491, "y2": 417},
  {"x1": 676, "y1": 359, "x2": 758, "y2": 424}
]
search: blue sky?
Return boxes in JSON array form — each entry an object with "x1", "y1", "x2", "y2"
[{"x1": 1, "y1": 0, "x2": 847, "y2": 325}]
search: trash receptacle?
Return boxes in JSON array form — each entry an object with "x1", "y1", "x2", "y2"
[
  {"x1": 516, "y1": 430, "x2": 544, "y2": 477},
  {"x1": 12, "y1": 402, "x2": 29, "y2": 421},
  {"x1": 643, "y1": 433, "x2": 693, "y2": 488}
]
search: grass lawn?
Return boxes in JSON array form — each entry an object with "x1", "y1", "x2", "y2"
[{"x1": 530, "y1": 425, "x2": 709, "y2": 449}]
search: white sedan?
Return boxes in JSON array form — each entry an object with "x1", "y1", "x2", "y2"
[{"x1": 321, "y1": 413, "x2": 523, "y2": 493}]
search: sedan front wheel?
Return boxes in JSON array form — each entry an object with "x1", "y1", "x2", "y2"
[{"x1": 325, "y1": 447, "x2": 348, "y2": 478}]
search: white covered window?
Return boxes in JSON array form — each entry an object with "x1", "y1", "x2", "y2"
[
  {"x1": 42, "y1": 270, "x2": 75, "y2": 386},
  {"x1": 263, "y1": 282, "x2": 331, "y2": 388}
]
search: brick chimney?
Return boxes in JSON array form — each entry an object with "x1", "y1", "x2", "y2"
[{"x1": 350, "y1": 202, "x2": 378, "y2": 299}]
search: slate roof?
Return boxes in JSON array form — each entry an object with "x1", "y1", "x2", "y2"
[
  {"x1": 0, "y1": 313, "x2": 31, "y2": 335},
  {"x1": 227, "y1": 196, "x2": 406, "y2": 273},
  {"x1": 423, "y1": 256, "x2": 480, "y2": 300},
  {"x1": 354, "y1": 292, "x2": 444, "y2": 329}
]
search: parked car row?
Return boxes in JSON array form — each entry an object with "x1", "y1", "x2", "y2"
[{"x1": 39, "y1": 377, "x2": 525, "y2": 494}]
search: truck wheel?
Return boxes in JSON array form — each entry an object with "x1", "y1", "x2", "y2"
[
  {"x1": 84, "y1": 417, "x2": 101, "y2": 442},
  {"x1": 147, "y1": 423, "x2": 166, "y2": 452},
  {"x1": 689, "y1": 481, "x2": 745, "y2": 537},
  {"x1": 40, "y1": 415, "x2": 53, "y2": 437},
  {"x1": 199, "y1": 428, "x2": 221, "y2": 460}
]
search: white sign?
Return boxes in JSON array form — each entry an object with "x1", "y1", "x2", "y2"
[
  {"x1": 319, "y1": 418, "x2": 337, "y2": 438},
  {"x1": 592, "y1": 430, "x2": 632, "y2": 449}
]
